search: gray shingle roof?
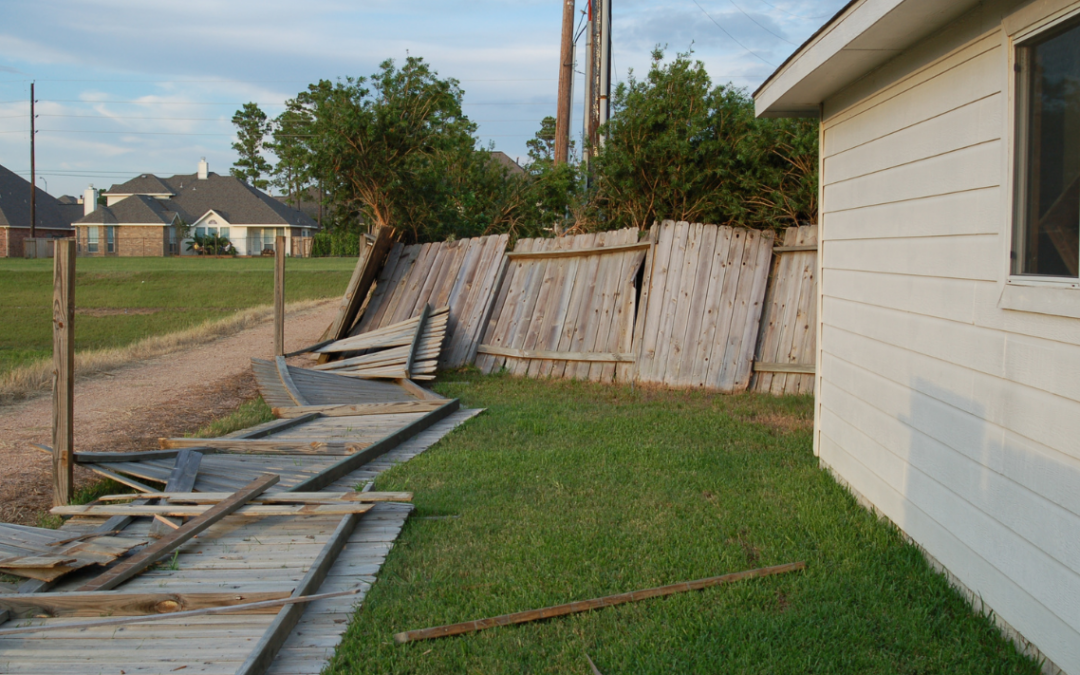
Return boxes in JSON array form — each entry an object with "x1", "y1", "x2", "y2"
[
  {"x1": 75, "y1": 194, "x2": 178, "y2": 226},
  {"x1": 104, "y1": 170, "x2": 316, "y2": 228},
  {"x1": 105, "y1": 174, "x2": 175, "y2": 196},
  {"x1": 0, "y1": 163, "x2": 72, "y2": 230}
]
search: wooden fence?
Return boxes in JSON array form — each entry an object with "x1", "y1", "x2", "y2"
[
  {"x1": 634, "y1": 221, "x2": 775, "y2": 392},
  {"x1": 474, "y1": 228, "x2": 648, "y2": 383},
  {"x1": 332, "y1": 222, "x2": 817, "y2": 396},
  {"x1": 751, "y1": 225, "x2": 818, "y2": 395},
  {"x1": 351, "y1": 234, "x2": 509, "y2": 369}
]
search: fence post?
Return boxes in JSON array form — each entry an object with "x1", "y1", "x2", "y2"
[
  {"x1": 274, "y1": 235, "x2": 286, "y2": 356},
  {"x1": 52, "y1": 239, "x2": 75, "y2": 506}
]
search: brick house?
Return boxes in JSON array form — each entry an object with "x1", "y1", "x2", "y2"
[{"x1": 0, "y1": 163, "x2": 74, "y2": 257}]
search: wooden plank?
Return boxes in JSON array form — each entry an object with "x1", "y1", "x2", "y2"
[
  {"x1": 704, "y1": 227, "x2": 746, "y2": 388},
  {"x1": 74, "y1": 448, "x2": 219, "y2": 464},
  {"x1": 233, "y1": 413, "x2": 322, "y2": 439},
  {"x1": 733, "y1": 230, "x2": 776, "y2": 391},
  {"x1": 588, "y1": 232, "x2": 635, "y2": 382},
  {"x1": 569, "y1": 231, "x2": 613, "y2": 380},
  {"x1": 394, "y1": 562, "x2": 807, "y2": 644},
  {"x1": 289, "y1": 399, "x2": 461, "y2": 493},
  {"x1": 592, "y1": 231, "x2": 642, "y2": 383},
  {"x1": 783, "y1": 225, "x2": 817, "y2": 395},
  {"x1": 647, "y1": 222, "x2": 689, "y2": 384},
  {"x1": 0, "y1": 588, "x2": 360, "y2": 637},
  {"x1": 324, "y1": 226, "x2": 394, "y2": 344},
  {"x1": 52, "y1": 503, "x2": 374, "y2": 518},
  {"x1": 349, "y1": 242, "x2": 403, "y2": 336},
  {"x1": 664, "y1": 222, "x2": 704, "y2": 384},
  {"x1": 394, "y1": 378, "x2": 445, "y2": 401},
  {"x1": 768, "y1": 227, "x2": 805, "y2": 394},
  {"x1": 0, "y1": 591, "x2": 292, "y2": 619},
  {"x1": 453, "y1": 235, "x2": 510, "y2": 368},
  {"x1": 84, "y1": 465, "x2": 163, "y2": 493},
  {"x1": 773, "y1": 244, "x2": 818, "y2": 253},
  {"x1": 158, "y1": 438, "x2": 370, "y2": 455},
  {"x1": 505, "y1": 241, "x2": 652, "y2": 260},
  {"x1": 404, "y1": 304, "x2": 430, "y2": 379},
  {"x1": 274, "y1": 235, "x2": 286, "y2": 356},
  {"x1": 688, "y1": 226, "x2": 733, "y2": 387},
  {"x1": 276, "y1": 356, "x2": 309, "y2": 406},
  {"x1": 753, "y1": 362, "x2": 816, "y2": 374},
  {"x1": 476, "y1": 345, "x2": 635, "y2": 362},
  {"x1": 52, "y1": 238, "x2": 75, "y2": 507},
  {"x1": 627, "y1": 225, "x2": 658, "y2": 382},
  {"x1": 716, "y1": 229, "x2": 763, "y2": 392},
  {"x1": 675, "y1": 224, "x2": 717, "y2": 386},
  {"x1": 479, "y1": 238, "x2": 538, "y2": 372},
  {"x1": 149, "y1": 449, "x2": 203, "y2": 538},
  {"x1": 514, "y1": 237, "x2": 568, "y2": 377},
  {"x1": 635, "y1": 221, "x2": 676, "y2": 382},
  {"x1": 76, "y1": 474, "x2": 279, "y2": 592},
  {"x1": 235, "y1": 515, "x2": 364, "y2": 675},
  {"x1": 98, "y1": 491, "x2": 411, "y2": 504},
  {"x1": 272, "y1": 401, "x2": 444, "y2": 418},
  {"x1": 541, "y1": 233, "x2": 596, "y2": 378}
]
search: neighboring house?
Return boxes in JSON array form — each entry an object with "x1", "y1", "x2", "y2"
[
  {"x1": 754, "y1": 0, "x2": 1080, "y2": 672},
  {"x1": 84, "y1": 159, "x2": 317, "y2": 257},
  {"x1": 74, "y1": 192, "x2": 182, "y2": 257},
  {"x1": 0, "y1": 163, "x2": 73, "y2": 257},
  {"x1": 489, "y1": 151, "x2": 527, "y2": 177}
]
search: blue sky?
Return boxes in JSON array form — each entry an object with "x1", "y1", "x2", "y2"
[{"x1": 0, "y1": 0, "x2": 846, "y2": 198}]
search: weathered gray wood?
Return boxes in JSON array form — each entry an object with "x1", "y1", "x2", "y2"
[
  {"x1": 275, "y1": 356, "x2": 308, "y2": 406},
  {"x1": 232, "y1": 413, "x2": 322, "y2": 439},
  {"x1": 322, "y1": 226, "x2": 394, "y2": 349},
  {"x1": 52, "y1": 238, "x2": 75, "y2": 507},
  {"x1": 158, "y1": 437, "x2": 369, "y2": 455},
  {"x1": 288, "y1": 399, "x2": 460, "y2": 493},
  {"x1": 475, "y1": 345, "x2": 636, "y2": 363},
  {"x1": 53, "y1": 503, "x2": 373, "y2": 518},
  {"x1": 235, "y1": 514, "x2": 364, "y2": 675},
  {"x1": 772, "y1": 244, "x2": 818, "y2": 253},
  {"x1": 0, "y1": 590, "x2": 292, "y2": 619},
  {"x1": 98, "y1": 491, "x2": 411, "y2": 504},
  {"x1": 77, "y1": 473, "x2": 279, "y2": 592},
  {"x1": 149, "y1": 449, "x2": 203, "y2": 538},
  {"x1": 505, "y1": 241, "x2": 651, "y2": 260},
  {"x1": 84, "y1": 464, "x2": 163, "y2": 494},
  {"x1": 753, "y1": 362, "x2": 816, "y2": 374},
  {"x1": 271, "y1": 401, "x2": 444, "y2": 418},
  {"x1": 404, "y1": 304, "x2": 430, "y2": 379},
  {"x1": 274, "y1": 235, "x2": 286, "y2": 356}
]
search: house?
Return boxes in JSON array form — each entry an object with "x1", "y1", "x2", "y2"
[
  {"x1": 0, "y1": 163, "x2": 74, "y2": 257},
  {"x1": 753, "y1": 0, "x2": 1080, "y2": 671},
  {"x1": 77, "y1": 159, "x2": 317, "y2": 257}
]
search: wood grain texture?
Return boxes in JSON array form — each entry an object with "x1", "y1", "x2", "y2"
[{"x1": 51, "y1": 239, "x2": 75, "y2": 506}]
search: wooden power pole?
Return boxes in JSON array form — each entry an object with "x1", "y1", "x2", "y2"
[
  {"x1": 274, "y1": 235, "x2": 286, "y2": 356},
  {"x1": 554, "y1": 0, "x2": 575, "y2": 166},
  {"x1": 30, "y1": 82, "x2": 36, "y2": 239},
  {"x1": 52, "y1": 239, "x2": 75, "y2": 506}
]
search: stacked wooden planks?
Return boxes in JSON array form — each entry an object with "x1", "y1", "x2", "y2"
[
  {"x1": 312, "y1": 306, "x2": 449, "y2": 380},
  {"x1": 351, "y1": 234, "x2": 509, "y2": 368},
  {"x1": 752, "y1": 225, "x2": 818, "y2": 395},
  {"x1": 251, "y1": 358, "x2": 420, "y2": 408},
  {"x1": 634, "y1": 221, "x2": 775, "y2": 393},
  {"x1": 475, "y1": 228, "x2": 649, "y2": 383}
]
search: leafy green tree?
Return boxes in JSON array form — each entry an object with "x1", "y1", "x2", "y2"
[
  {"x1": 288, "y1": 57, "x2": 494, "y2": 243},
  {"x1": 591, "y1": 49, "x2": 818, "y2": 231},
  {"x1": 521, "y1": 116, "x2": 580, "y2": 235},
  {"x1": 230, "y1": 102, "x2": 273, "y2": 190},
  {"x1": 267, "y1": 106, "x2": 314, "y2": 211}
]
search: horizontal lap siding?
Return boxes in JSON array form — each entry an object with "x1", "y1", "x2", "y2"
[{"x1": 820, "y1": 21, "x2": 1080, "y2": 673}]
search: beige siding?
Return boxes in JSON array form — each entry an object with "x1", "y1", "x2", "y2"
[{"x1": 819, "y1": 6, "x2": 1080, "y2": 673}]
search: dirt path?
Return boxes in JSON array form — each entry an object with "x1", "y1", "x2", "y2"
[{"x1": 0, "y1": 300, "x2": 339, "y2": 525}]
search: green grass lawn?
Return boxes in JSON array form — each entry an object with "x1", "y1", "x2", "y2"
[
  {"x1": 332, "y1": 374, "x2": 1040, "y2": 674},
  {"x1": 0, "y1": 257, "x2": 355, "y2": 375}
]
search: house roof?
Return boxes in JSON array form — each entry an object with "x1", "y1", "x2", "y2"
[
  {"x1": 105, "y1": 171, "x2": 317, "y2": 228},
  {"x1": 0, "y1": 163, "x2": 72, "y2": 230},
  {"x1": 489, "y1": 151, "x2": 527, "y2": 177},
  {"x1": 753, "y1": 0, "x2": 982, "y2": 117},
  {"x1": 75, "y1": 194, "x2": 178, "y2": 226},
  {"x1": 105, "y1": 174, "x2": 175, "y2": 196}
]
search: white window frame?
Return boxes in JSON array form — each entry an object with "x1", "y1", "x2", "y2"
[{"x1": 1001, "y1": 0, "x2": 1080, "y2": 318}]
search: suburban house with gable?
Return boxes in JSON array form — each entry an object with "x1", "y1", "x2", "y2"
[
  {"x1": 0, "y1": 163, "x2": 74, "y2": 257},
  {"x1": 76, "y1": 159, "x2": 317, "y2": 257},
  {"x1": 754, "y1": 0, "x2": 1080, "y2": 671}
]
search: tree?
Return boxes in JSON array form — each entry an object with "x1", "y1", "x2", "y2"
[
  {"x1": 590, "y1": 49, "x2": 818, "y2": 231},
  {"x1": 230, "y1": 102, "x2": 273, "y2": 190},
  {"x1": 289, "y1": 57, "x2": 488, "y2": 243},
  {"x1": 267, "y1": 106, "x2": 314, "y2": 211}
]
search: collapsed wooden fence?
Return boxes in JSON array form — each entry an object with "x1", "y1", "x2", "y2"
[{"x1": 324, "y1": 222, "x2": 817, "y2": 395}]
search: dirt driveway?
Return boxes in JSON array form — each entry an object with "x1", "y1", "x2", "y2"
[{"x1": 0, "y1": 300, "x2": 338, "y2": 525}]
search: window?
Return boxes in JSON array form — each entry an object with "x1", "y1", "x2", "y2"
[
  {"x1": 195, "y1": 226, "x2": 206, "y2": 238},
  {"x1": 1014, "y1": 16, "x2": 1080, "y2": 278},
  {"x1": 220, "y1": 227, "x2": 230, "y2": 238},
  {"x1": 106, "y1": 226, "x2": 115, "y2": 253},
  {"x1": 87, "y1": 226, "x2": 99, "y2": 253}
]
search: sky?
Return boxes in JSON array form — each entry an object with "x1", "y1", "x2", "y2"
[{"x1": 0, "y1": 0, "x2": 848, "y2": 198}]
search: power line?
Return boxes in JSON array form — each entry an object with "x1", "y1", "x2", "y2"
[
  {"x1": 725, "y1": 0, "x2": 798, "y2": 45},
  {"x1": 754, "y1": 0, "x2": 836, "y2": 20},
  {"x1": 32, "y1": 129, "x2": 234, "y2": 136},
  {"x1": 0, "y1": 77, "x2": 559, "y2": 84},
  {"x1": 691, "y1": 0, "x2": 776, "y2": 66}
]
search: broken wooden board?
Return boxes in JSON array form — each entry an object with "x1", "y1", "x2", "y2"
[
  {"x1": 0, "y1": 590, "x2": 292, "y2": 619},
  {"x1": 52, "y1": 503, "x2": 375, "y2": 518},
  {"x1": 0, "y1": 536, "x2": 149, "y2": 582},
  {"x1": 97, "y1": 491, "x2": 412, "y2": 504},
  {"x1": 271, "y1": 400, "x2": 445, "y2": 418},
  {"x1": 251, "y1": 357, "x2": 420, "y2": 408},
  {"x1": 158, "y1": 438, "x2": 371, "y2": 455}
]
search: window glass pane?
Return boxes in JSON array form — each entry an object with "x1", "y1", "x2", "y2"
[
  {"x1": 1019, "y1": 19, "x2": 1080, "y2": 277},
  {"x1": 196, "y1": 227, "x2": 206, "y2": 238},
  {"x1": 88, "y1": 226, "x2": 98, "y2": 253},
  {"x1": 106, "y1": 226, "x2": 115, "y2": 253},
  {"x1": 220, "y1": 227, "x2": 230, "y2": 238}
]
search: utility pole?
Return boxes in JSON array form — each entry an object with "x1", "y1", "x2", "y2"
[
  {"x1": 582, "y1": 0, "x2": 611, "y2": 181},
  {"x1": 554, "y1": 0, "x2": 575, "y2": 166},
  {"x1": 30, "y1": 82, "x2": 36, "y2": 239},
  {"x1": 598, "y1": 0, "x2": 612, "y2": 145}
]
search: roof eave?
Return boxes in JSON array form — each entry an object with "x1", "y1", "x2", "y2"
[{"x1": 753, "y1": 0, "x2": 982, "y2": 118}]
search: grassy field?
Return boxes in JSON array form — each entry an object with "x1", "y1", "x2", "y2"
[
  {"x1": 0, "y1": 257, "x2": 355, "y2": 376},
  {"x1": 328, "y1": 374, "x2": 1039, "y2": 674}
]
